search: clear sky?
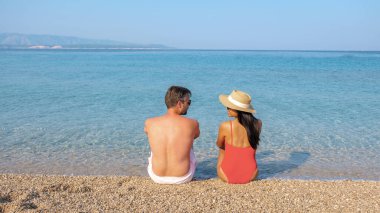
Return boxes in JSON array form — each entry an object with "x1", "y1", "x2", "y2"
[{"x1": 1, "y1": 0, "x2": 379, "y2": 50}]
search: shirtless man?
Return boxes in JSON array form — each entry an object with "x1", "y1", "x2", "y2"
[{"x1": 144, "y1": 86, "x2": 200, "y2": 184}]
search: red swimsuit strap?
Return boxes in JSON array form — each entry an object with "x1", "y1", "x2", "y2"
[{"x1": 230, "y1": 120, "x2": 233, "y2": 146}]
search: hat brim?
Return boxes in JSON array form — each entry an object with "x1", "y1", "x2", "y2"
[{"x1": 219, "y1": 94, "x2": 256, "y2": 113}]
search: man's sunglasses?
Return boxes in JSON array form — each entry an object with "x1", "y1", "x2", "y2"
[{"x1": 181, "y1": 100, "x2": 191, "y2": 106}]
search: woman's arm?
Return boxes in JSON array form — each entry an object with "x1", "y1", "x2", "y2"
[{"x1": 216, "y1": 122, "x2": 226, "y2": 150}]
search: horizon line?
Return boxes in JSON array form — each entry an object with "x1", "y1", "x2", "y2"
[{"x1": 1, "y1": 47, "x2": 379, "y2": 52}]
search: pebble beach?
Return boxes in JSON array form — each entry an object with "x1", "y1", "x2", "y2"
[{"x1": 1, "y1": 174, "x2": 379, "y2": 212}]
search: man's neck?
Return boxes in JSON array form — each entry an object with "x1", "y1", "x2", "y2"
[{"x1": 166, "y1": 108, "x2": 181, "y2": 116}]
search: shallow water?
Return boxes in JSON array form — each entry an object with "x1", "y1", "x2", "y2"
[{"x1": 0, "y1": 49, "x2": 379, "y2": 180}]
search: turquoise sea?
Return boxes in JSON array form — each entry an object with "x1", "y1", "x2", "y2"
[{"x1": 0, "y1": 49, "x2": 379, "y2": 180}]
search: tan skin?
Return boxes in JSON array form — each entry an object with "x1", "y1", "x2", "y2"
[
  {"x1": 216, "y1": 108, "x2": 262, "y2": 182},
  {"x1": 144, "y1": 95, "x2": 200, "y2": 177}
]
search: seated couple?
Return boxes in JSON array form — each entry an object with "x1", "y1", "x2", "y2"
[{"x1": 144, "y1": 86, "x2": 262, "y2": 184}]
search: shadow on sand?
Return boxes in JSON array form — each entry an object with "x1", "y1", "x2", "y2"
[
  {"x1": 194, "y1": 151, "x2": 310, "y2": 180},
  {"x1": 257, "y1": 151, "x2": 310, "y2": 179},
  {"x1": 194, "y1": 157, "x2": 219, "y2": 180}
]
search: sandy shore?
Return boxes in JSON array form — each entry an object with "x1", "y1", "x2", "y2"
[{"x1": 0, "y1": 174, "x2": 379, "y2": 212}]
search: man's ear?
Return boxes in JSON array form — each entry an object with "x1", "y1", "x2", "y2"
[{"x1": 176, "y1": 100, "x2": 182, "y2": 108}]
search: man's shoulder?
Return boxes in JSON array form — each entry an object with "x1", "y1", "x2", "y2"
[
  {"x1": 147, "y1": 115, "x2": 198, "y2": 125},
  {"x1": 181, "y1": 117, "x2": 199, "y2": 125},
  {"x1": 145, "y1": 116, "x2": 163, "y2": 125}
]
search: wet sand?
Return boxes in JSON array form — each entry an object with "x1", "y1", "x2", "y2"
[{"x1": 0, "y1": 174, "x2": 379, "y2": 212}]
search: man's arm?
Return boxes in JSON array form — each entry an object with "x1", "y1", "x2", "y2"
[
  {"x1": 144, "y1": 119, "x2": 149, "y2": 135},
  {"x1": 194, "y1": 120, "x2": 200, "y2": 139}
]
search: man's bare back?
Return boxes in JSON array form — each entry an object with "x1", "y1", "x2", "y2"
[
  {"x1": 145, "y1": 113, "x2": 199, "y2": 176},
  {"x1": 145, "y1": 86, "x2": 199, "y2": 182}
]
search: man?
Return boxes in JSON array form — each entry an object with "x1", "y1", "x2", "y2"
[{"x1": 144, "y1": 86, "x2": 200, "y2": 184}]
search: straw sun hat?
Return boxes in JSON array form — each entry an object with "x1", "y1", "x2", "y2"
[{"x1": 219, "y1": 90, "x2": 256, "y2": 113}]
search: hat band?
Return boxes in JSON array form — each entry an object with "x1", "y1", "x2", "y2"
[{"x1": 228, "y1": 95, "x2": 250, "y2": 109}]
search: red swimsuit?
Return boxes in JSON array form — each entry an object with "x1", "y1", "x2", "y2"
[{"x1": 221, "y1": 121, "x2": 257, "y2": 184}]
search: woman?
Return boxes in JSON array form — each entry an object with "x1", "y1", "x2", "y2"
[{"x1": 216, "y1": 90, "x2": 262, "y2": 184}]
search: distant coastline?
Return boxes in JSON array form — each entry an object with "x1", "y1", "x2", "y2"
[
  {"x1": 2, "y1": 33, "x2": 379, "y2": 52},
  {"x1": 25, "y1": 46, "x2": 167, "y2": 50},
  {"x1": 0, "y1": 33, "x2": 171, "y2": 49},
  {"x1": 0, "y1": 46, "x2": 172, "y2": 50}
]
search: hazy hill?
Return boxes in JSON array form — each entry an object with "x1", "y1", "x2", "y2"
[{"x1": 0, "y1": 33, "x2": 169, "y2": 49}]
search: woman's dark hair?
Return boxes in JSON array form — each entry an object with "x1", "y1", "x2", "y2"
[{"x1": 237, "y1": 111, "x2": 260, "y2": 149}]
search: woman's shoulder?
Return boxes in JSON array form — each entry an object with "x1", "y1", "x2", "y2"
[{"x1": 218, "y1": 120, "x2": 231, "y2": 130}]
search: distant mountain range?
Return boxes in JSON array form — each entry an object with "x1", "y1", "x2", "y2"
[{"x1": 0, "y1": 33, "x2": 170, "y2": 49}]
